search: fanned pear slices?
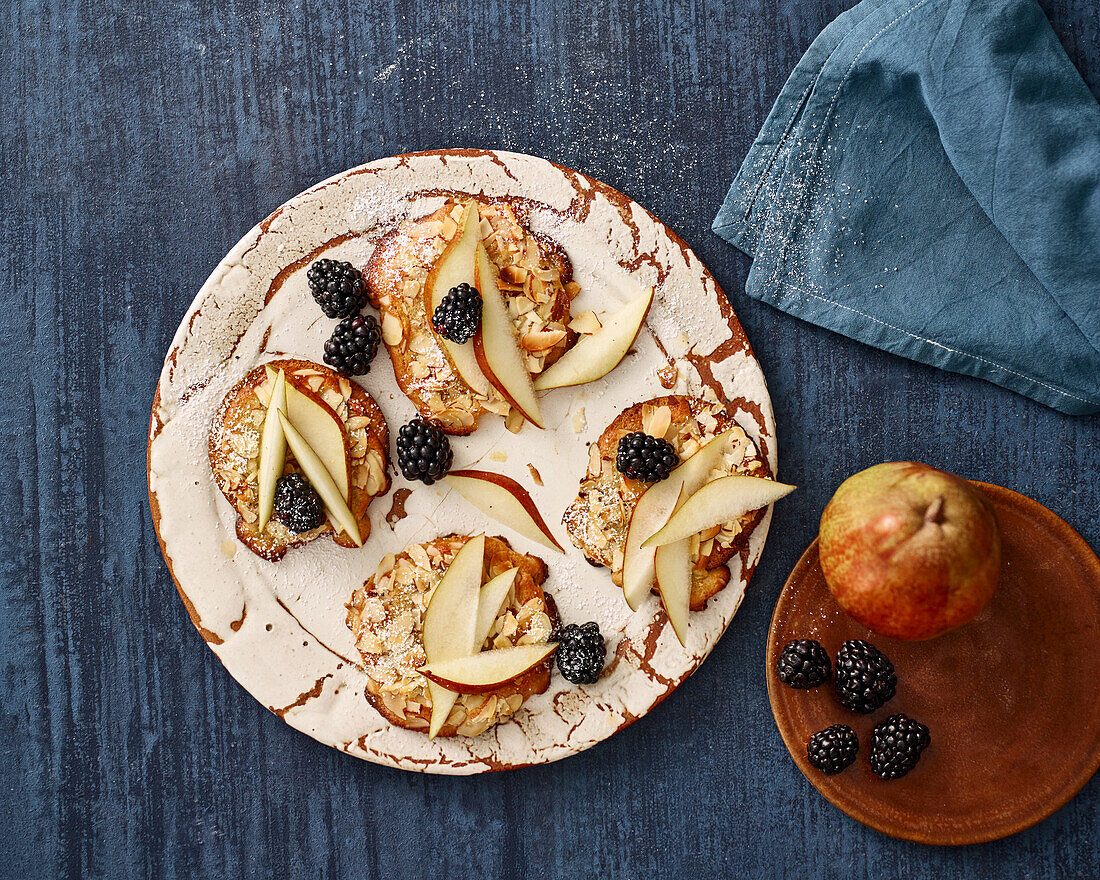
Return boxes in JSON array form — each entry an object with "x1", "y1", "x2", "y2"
[
  {"x1": 473, "y1": 241, "x2": 545, "y2": 428},
  {"x1": 622, "y1": 429, "x2": 795, "y2": 647},
  {"x1": 533, "y1": 288, "x2": 653, "y2": 391},
  {"x1": 643, "y1": 475, "x2": 796, "y2": 549},
  {"x1": 277, "y1": 412, "x2": 362, "y2": 546},
  {"x1": 622, "y1": 428, "x2": 738, "y2": 610},
  {"x1": 445, "y1": 469, "x2": 564, "y2": 552},
  {"x1": 422, "y1": 535, "x2": 486, "y2": 738},
  {"x1": 421, "y1": 644, "x2": 558, "y2": 694}
]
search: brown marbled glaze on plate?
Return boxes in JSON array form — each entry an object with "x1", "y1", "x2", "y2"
[{"x1": 767, "y1": 481, "x2": 1100, "y2": 844}]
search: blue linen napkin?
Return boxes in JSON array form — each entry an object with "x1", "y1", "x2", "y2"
[{"x1": 712, "y1": 0, "x2": 1100, "y2": 414}]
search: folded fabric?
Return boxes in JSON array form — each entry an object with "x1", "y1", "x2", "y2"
[{"x1": 713, "y1": 0, "x2": 1100, "y2": 414}]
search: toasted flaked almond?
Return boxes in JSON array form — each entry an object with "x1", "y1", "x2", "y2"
[
  {"x1": 381, "y1": 312, "x2": 404, "y2": 346},
  {"x1": 480, "y1": 397, "x2": 511, "y2": 416},
  {"x1": 521, "y1": 327, "x2": 567, "y2": 352},
  {"x1": 409, "y1": 360, "x2": 430, "y2": 380},
  {"x1": 364, "y1": 449, "x2": 386, "y2": 496},
  {"x1": 376, "y1": 553, "x2": 396, "y2": 579},
  {"x1": 501, "y1": 264, "x2": 527, "y2": 284},
  {"x1": 700, "y1": 537, "x2": 715, "y2": 558},
  {"x1": 439, "y1": 213, "x2": 458, "y2": 241},
  {"x1": 568, "y1": 310, "x2": 602, "y2": 334},
  {"x1": 642, "y1": 404, "x2": 672, "y2": 441},
  {"x1": 510, "y1": 295, "x2": 536, "y2": 316},
  {"x1": 345, "y1": 416, "x2": 371, "y2": 431},
  {"x1": 505, "y1": 694, "x2": 524, "y2": 713},
  {"x1": 505, "y1": 408, "x2": 525, "y2": 434},
  {"x1": 406, "y1": 542, "x2": 430, "y2": 571},
  {"x1": 307, "y1": 376, "x2": 324, "y2": 392},
  {"x1": 524, "y1": 353, "x2": 542, "y2": 374},
  {"x1": 564, "y1": 280, "x2": 581, "y2": 297},
  {"x1": 698, "y1": 524, "x2": 722, "y2": 542}
]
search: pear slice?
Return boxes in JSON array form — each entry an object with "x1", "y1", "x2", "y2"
[
  {"x1": 256, "y1": 369, "x2": 288, "y2": 532},
  {"x1": 653, "y1": 537, "x2": 692, "y2": 646},
  {"x1": 285, "y1": 381, "x2": 351, "y2": 502},
  {"x1": 472, "y1": 241, "x2": 545, "y2": 428},
  {"x1": 422, "y1": 535, "x2": 485, "y2": 737},
  {"x1": 276, "y1": 411, "x2": 362, "y2": 547},
  {"x1": 621, "y1": 428, "x2": 738, "y2": 610},
  {"x1": 474, "y1": 568, "x2": 519, "y2": 649},
  {"x1": 445, "y1": 469, "x2": 564, "y2": 552},
  {"x1": 533, "y1": 288, "x2": 654, "y2": 391},
  {"x1": 420, "y1": 643, "x2": 557, "y2": 694},
  {"x1": 423, "y1": 203, "x2": 491, "y2": 396},
  {"x1": 642, "y1": 475, "x2": 796, "y2": 549},
  {"x1": 261, "y1": 365, "x2": 352, "y2": 502}
]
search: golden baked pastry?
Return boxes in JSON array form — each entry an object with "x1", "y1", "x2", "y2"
[
  {"x1": 365, "y1": 198, "x2": 577, "y2": 434},
  {"x1": 563, "y1": 395, "x2": 769, "y2": 609},
  {"x1": 346, "y1": 534, "x2": 556, "y2": 737},
  {"x1": 208, "y1": 358, "x2": 389, "y2": 560}
]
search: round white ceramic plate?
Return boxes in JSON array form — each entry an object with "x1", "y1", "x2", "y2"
[{"x1": 148, "y1": 149, "x2": 776, "y2": 773}]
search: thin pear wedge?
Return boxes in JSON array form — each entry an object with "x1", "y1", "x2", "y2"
[
  {"x1": 256, "y1": 369, "x2": 288, "y2": 532},
  {"x1": 445, "y1": 469, "x2": 564, "y2": 552},
  {"x1": 533, "y1": 288, "x2": 653, "y2": 390},
  {"x1": 277, "y1": 411, "x2": 362, "y2": 547},
  {"x1": 621, "y1": 428, "x2": 738, "y2": 610},
  {"x1": 642, "y1": 475, "x2": 796, "y2": 549},
  {"x1": 473, "y1": 240, "x2": 545, "y2": 428},
  {"x1": 423, "y1": 203, "x2": 491, "y2": 396},
  {"x1": 420, "y1": 643, "x2": 557, "y2": 694},
  {"x1": 653, "y1": 536, "x2": 692, "y2": 647},
  {"x1": 474, "y1": 568, "x2": 519, "y2": 649},
  {"x1": 422, "y1": 535, "x2": 486, "y2": 738},
  {"x1": 263, "y1": 364, "x2": 351, "y2": 501}
]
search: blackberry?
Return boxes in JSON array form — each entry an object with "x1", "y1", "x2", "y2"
[
  {"x1": 395, "y1": 417, "x2": 453, "y2": 485},
  {"x1": 307, "y1": 259, "x2": 365, "y2": 318},
  {"x1": 551, "y1": 622, "x2": 605, "y2": 684},
  {"x1": 432, "y1": 282, "x2": 482, "y2": 344},
  {"x1": 776, "y1": 639, "x2": 831, "y2": 689},
  {"x1": 834, "y1": 640, "x2": 897, "y2": 714},
  {"x1": 324, "y1": 314, "x2": 381, "y2": 376},
  {"x1": 869, "y1": 714, "x2": 931, "y2": 779},
  {"x1": 615, "y1": 432, "x2": 679, "y2": 482},
  {"x1": 807, "y1": 724, "x2": 860, "y2": 775},
  {"x1": 273, "y1": 473, "x2": 324, "y2": 533}
]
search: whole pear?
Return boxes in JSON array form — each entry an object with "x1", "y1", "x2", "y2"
[{"x1": 819, "y1": 462, "x2": 1001, "y2": 640}]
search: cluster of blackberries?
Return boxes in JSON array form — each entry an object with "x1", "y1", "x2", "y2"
[
  {"x1": 307, "y1": 259, "x2": 380, "y2": 376},
  {"x1": 776, "y1": 638, "x2": 929, "y2": 779}
]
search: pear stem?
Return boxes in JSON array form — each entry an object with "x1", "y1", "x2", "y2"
[{"x1": 924, "y1": 495, "x2": 945, "y2": 525}]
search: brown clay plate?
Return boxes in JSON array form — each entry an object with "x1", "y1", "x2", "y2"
[{"x1": 767, "y1": 481, "x2": 1100, "y2": 844}]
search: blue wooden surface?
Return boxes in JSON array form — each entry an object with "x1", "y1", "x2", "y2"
[{"x1": 2, "y1": 1, "x2": 1099, "y2": 877}]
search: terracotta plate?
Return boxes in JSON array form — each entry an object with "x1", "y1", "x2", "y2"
[
  {"x1": 767, "y1": 481, "x2": 1100, "y2": 844},
  {"x1": 148, "y1": 150, "x2": 776, "y2": 773}
]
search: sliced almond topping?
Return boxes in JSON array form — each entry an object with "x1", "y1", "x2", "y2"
[
  {"x1": 505, "y1": 408, "x2": 525, "y2": 434},
  {"x1": 521, "y1": 327, "x2": 567, "y2": 352},
  {"x1": 568, "y1": 310, "x2": 603, "y2": 334},
  {"x1": 381, "y1": 312, "x2": 404, "y2": 346},
  {"x1": 501, "y1": 265, "x2": 528, "y2": 284}
]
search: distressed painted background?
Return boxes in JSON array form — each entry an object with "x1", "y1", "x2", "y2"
[{"x1": 2, "y1": 0, "x2": 1099, "y2": 877}]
